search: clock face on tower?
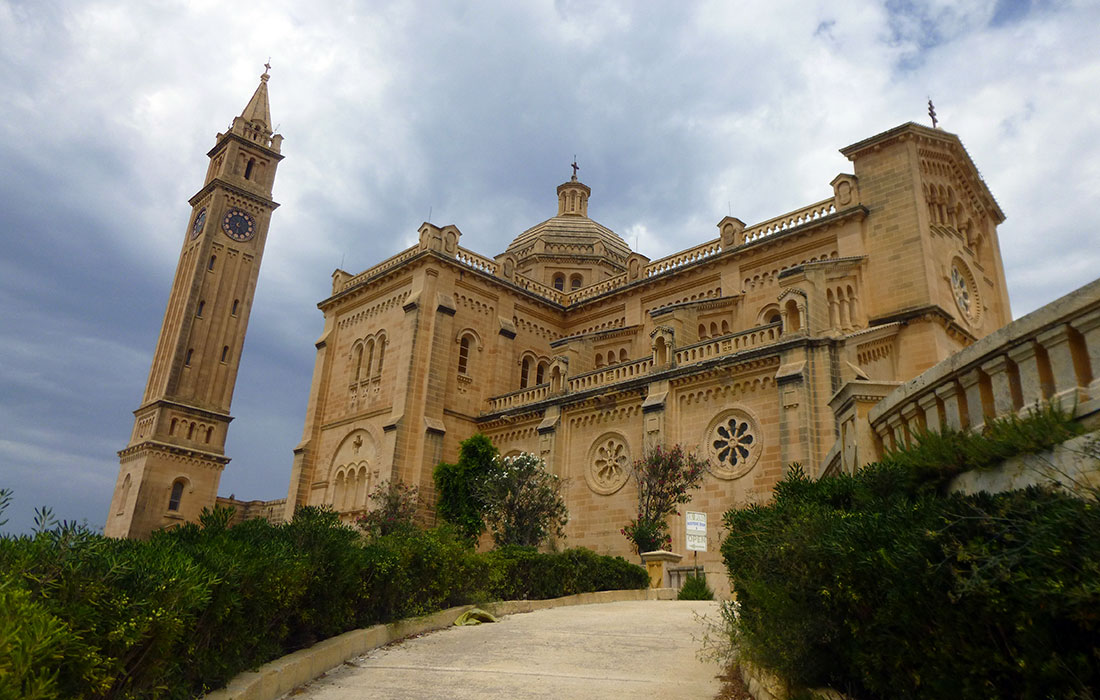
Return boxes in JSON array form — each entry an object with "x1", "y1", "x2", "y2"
[
  {"x1": 221, "y1": 208, "x2": 256, "y2": 242},
  {"x1": 190, "y1": 207, "x2": 207, "y2": 239}
]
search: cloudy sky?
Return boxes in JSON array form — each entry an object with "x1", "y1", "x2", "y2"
[{"x1": 1, "y1": 0, "x2": 1097, "y2": 532}]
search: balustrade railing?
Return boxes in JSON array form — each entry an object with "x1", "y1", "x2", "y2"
[
  {"x1": 340, "y1": 245, "x2": 420, "y2": 291},
  {"x1": 512, "y1": 273, "x2": 567, "y2": 304},
  {"x1": 568, "y1": 357, "x2": 654, "y2": 392},
  {"x1": 742, "y1": 198, "x2": 837, "y2": 244},
  {"x1": 486, "y1": 384, "x2": 550, "y2": 412},
  {"x1": 455, "y1": 246, "x2": 499, "y2": 275},
  {"x1": 644, "y1": 239, "x2": 723, "y2": 277},
  {"x1": 675, "y1": 323, "x2": 782, "y2": 365},
  {"x1": 867, "y1": 279, "x2": 1100, "y2": 453},
  {"x1": 565, "y1": 273, "x2": 629, "y2": 304}
]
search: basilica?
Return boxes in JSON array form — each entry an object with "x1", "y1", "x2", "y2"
[{"x1": 106, "y1": 71, "x2": 1013, "y2": 582}]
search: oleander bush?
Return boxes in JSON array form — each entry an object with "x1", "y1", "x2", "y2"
[
  {"x1": 721, "y1": 408, "x2": 1099, "y2": 699},
  {"x1": 0, "y1": 498, "x2": 646, "y2": 700}
]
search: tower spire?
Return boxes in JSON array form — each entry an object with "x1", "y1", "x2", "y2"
[{"x1": 239, "y1": 63, "x2": 273, "y2": 132}]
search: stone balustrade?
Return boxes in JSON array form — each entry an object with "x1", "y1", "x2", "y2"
[
  {"x1": 511, "y1": 273, "x2": 567, "y2": 304},
  {"x1": 644, "y1": 239, "x2": 723, "y2": 277},
  {"x1": 486, "y1": 384, "x2": 551, "y2": 412},
  {"x1": 568, "y1": 357, "x2": 654, "y2": 392},
  {"x1": 565, "y1": 272, "x2": 629, "y2": 304},
  {"x1": 742, "y1": 198, "x2": 837, "y2": 244},
  {"x1": 340, "y1": 245, "x2": 420, "y2": 291},
  {"x1": 867, "y1": 278, "x2": 1100, "y2": 453},
  {"x1": 675, "y1": 322, "x2": 782, "y2": 365},
  {"x1": 454, "y1": 246, "x2": 499, "y2": 275}
]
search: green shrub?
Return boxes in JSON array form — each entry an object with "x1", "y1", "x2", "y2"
[
  {"x1": 721, "y1": 407, "x2": 1100, "y2": 699},
  {"x1": 0, "y1": 490, "x2": 648, "y2": 700},
  {"x1": 478, "y1": 453, "x2": 568, "y2": 548},
  {"x1": 677, "y1": 574, "x2": 713, "y2": 601},
  {"x1": 434, "y1": 433, "x2": 498, "y2": 539}
]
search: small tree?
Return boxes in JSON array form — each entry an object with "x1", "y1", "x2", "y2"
[
  {"x1": 434, "y1": 434, "x2": 498, "y2": 540},
  {"x1": 622, "y1": 444, "x2": 707, "y2": 553},
  {"x1": 478, "y1": 453, "x2": 568, "y2": 548},
  {"x1": 356, "y1": 479, "x2": 418, "y2": 538}
]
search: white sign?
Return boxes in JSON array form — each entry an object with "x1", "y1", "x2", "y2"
[{"x1": 685, "y1": 510, "x2": 707, "y2": 552}]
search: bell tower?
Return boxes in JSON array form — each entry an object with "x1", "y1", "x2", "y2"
[{"x1": 105, "y1": 67, "x2": 285, "y2": 538}]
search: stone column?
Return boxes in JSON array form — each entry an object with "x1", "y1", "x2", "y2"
[
  {"x1": 1069, "y1": 309, "x2": 1100, "y2": 398},
  {"x1": 980, "y1": 355, "x2": 1018, "y2": 418},
  {"x1": 958, "y1": 368, "x2": 987, "y2": 430},
  {"x1": 1006, "y1": 341, "x2": 1045, "y2": 411},
  {"x1": 1036, "y1": 324, "x2": 1086, "y2": 408},
  {"x1": 917, "y1": 392, "x2": 941, "y2": 433},
  {"x1": 934, "y1": 381, "x2": 965, "y2": 431}
]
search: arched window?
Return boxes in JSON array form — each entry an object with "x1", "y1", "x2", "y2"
[
  {"x1": 570, "y1": 274, "x2": 582, "y2": 290},
  {"x1": 619, "y1": 349, "x2": 628, "y2": 363},
  {"x1": 721, "y1": 320, "x2": 730, "y2": 334},
  {"x1": 221, "y1": 346, "x2": 229, "y2": 363},
  {"x1": 458, "y1": 336, "x2": 471, "y2": 375},
  {"x1": 206, "y1": 427, "x2": 214, "y2": 443},
  {"x1": 375, "y1": 337, "x2": 386, "y2": 375},
  {"x1": 168, "y1": 480, "x2": 185, "y2": 511},
  {"x1": 654, "y1": 336, "x2": 669, "y2": 366},
  {"x1": 196, "y1": 300, "x2": 205, "y2": 318},
  {"x1": 354, "y1": 345, "x2": 364, "y2": 381},
  {"x1": 710, "y1": 322, "x2": 718, "y2": 338},
  {"x1": 244, "y1": 158, "x2": 255, "y2": 180},
  {"x1": 698, "y1": 324, "x2": 707, "y2": 340},
  {"x1": 208, "y1": 255, "x2": 216, "y2": 271},
  {"x1": 552, "y1": 273, "x2": 565, "y2": 291},
  {"x1": 365, "y1": 339, "x2": 376, "y2": 377},
  {"x1": 185, "y1": 348, "x2": 193, "y2": 366},
  {"x1": 785, "y1": 299, "x2": 802, "y2": 333},
  {"x1": 520, "y1": 357, "x2": 531, "y2": 388},
  {"x1": 187, "y1": 423, "x2": 195, "y2": 440},
  {"x1": 595, "y1": 352, "x2": 605, "y2": 368},
  {"x1": 333, "y1": 472, "x2": 346, "y2": 510},
  {"x1": 536, "y1": 361, "x2": 547, "y2": 385},
  {"x1": 231, "y1": 299, "x2": 239, "y2": 315}
]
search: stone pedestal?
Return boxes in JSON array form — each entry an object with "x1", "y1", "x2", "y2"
[{"x1": 640, "y1": 550, "x2": 683, "y2": 589}]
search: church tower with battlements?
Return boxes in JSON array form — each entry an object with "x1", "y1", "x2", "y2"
[{"x1": 105, "y1": 68, "x2": 284, "y2": 538}]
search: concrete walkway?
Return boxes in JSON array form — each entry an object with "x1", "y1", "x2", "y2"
[{"x1": 291, "y1": 600, "x2": 723, "y2": 700}]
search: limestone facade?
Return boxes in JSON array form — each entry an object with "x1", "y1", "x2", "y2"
[
  {"x1": 105, "y1": 69, "x2": 284, "y2": 538},
  {"x1": 283, "y1": 121, "x2": 1012, "y2": 581}
]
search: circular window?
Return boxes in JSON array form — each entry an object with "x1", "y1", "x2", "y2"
[
  {"x1": 586, "y1": 433, "x2": 631, "y2": 495},
  {"x1": 950, "y1": 258, "x2": 981, "y2": 325},
  {"x1": 704, "y1": 409, "x2": 762, "y2": 480}
]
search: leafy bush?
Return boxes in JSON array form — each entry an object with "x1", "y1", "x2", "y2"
[
  {"x1": 434, "y1": 433, "x2": 498, "y2": 539},
  {"x1": 721, "y1": 408, "x2": 1100, "y2": 699},
  {"x1": 478, "y1": 453, "x2": 568, "y2": 547},
  {"x1": 622, "y1": 444, "x2": 707, "y2": 553},
  {"x1": 0, "y1": 494, "x2": 647, "y2": 700},
  {"x1": 484, "y1": 545, "x2": 648, "y2": 600},
  {"x1": 677, "y1": 573, "x2": 714, "y2": 601},
  {"x1": 355, "y1": 479, "x2": 419, "y2": 539}
]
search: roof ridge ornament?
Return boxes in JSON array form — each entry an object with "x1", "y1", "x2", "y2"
[
  {"x1": 928, "y1": 98, "x2": 938, "y2": 129},
  {"x1": 571, "y1": 156, "x2": 579, "y2": 182}
]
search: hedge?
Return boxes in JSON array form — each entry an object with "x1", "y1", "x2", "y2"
[
  {"x1": 0, "y1": 506, "x2": 646, "y2": 700},
  {"x1": 721, "y1": 409, "x2": 1099, "y2": 699}
]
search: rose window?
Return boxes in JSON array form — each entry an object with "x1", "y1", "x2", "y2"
[
  {"x1": 713, "y1": 418, "x2": 754, "y2": 467},
  {"x1": 704, "y1": 409, "x2": 762, "y2": 480},
  {"x1": 950, "y1": 260, "x2": 981, "y2": 325},
  {"x1": 586, "y1": 434, "x2": 630, "y2": 495},
  {"x1": 951, "y1": 266, "x2": 970, "y2": 316}
]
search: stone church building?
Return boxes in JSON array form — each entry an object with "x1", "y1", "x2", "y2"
[{"x1": 106, "y1": 72, "x2": 1013, "y2": 579}]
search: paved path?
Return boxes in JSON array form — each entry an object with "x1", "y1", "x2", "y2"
[{"x1": 293, "y1": 600, "x2": 723, "y2": 700}]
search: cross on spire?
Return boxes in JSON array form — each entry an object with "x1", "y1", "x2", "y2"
[
  {"x1": 928, "y1": 98, "x2": 938, "y2": 128},
  {"x1": 571, "y1": 156, "x2": 579, "y2": 180}
]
